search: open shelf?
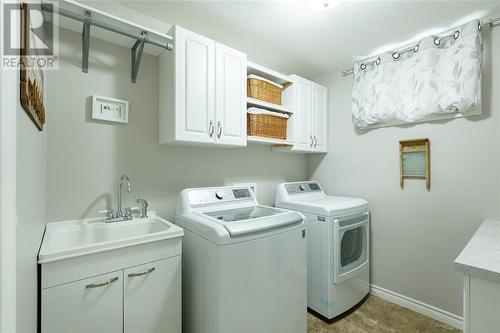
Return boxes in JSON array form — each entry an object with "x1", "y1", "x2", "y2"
[
  {"x1": 247, "y1": 136, "x2": 294, "y2": 146},
  {"x1": 247, "y1": 61, "x2": 293, "y2": 86},
  {"x1": 247, "y1": 98, "x2": 293, "y2": 114}
]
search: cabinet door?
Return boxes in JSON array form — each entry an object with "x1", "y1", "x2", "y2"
[
  {"x1": 293, "y1": 77, "x2": 314, "y2": 151},
  {"x1": 124, "y1": 257, "x2": 182, "y2": 333},
  {"x1": 215, "y1": 43, "x2": 247, "y2": 146},
  {"x1": 41, "y1": 271, "x2": 123, "y2": 333},
  {"x1": 312, "y1": 84, "x2": 328, "y2": 152},
  {"x1": 175, "y1": 27, "x2": 216, "y2": 143}
]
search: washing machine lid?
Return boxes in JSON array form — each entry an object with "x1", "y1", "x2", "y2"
[
  {"x1": 200, "y1": 205, "x2": 303, "y2": 237},
  {"x1": 278, "y1": 196, "x2": 368, "y2": 217}
]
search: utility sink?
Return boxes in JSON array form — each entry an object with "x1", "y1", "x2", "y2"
[{"x1": 38, "y1": 213, "x2": 183, "y2": 264}]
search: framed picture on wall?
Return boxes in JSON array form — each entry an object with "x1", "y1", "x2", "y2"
[{"x1": 20, "y1": 3, "x2": 46, "y2": 131}]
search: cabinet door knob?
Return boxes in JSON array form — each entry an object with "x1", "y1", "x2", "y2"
[
  {"x1": 128, "y1": 267, "x2": 155, "y2": 278},
  {"x1": 314, "y1": 136, "x2": 318, "y2": 147},
  {"x1": 217, "y1": 121, "x2": 222, "y2": 138},
  {"x1": 310, "y1": 135, "x2": 314, "y2": 147},
  {"x1": 85, "y1": 276, "x2": 119, "y2": 289},
  {"x1": 209, "y1": 120, "x2": 215, "y2": 137}
]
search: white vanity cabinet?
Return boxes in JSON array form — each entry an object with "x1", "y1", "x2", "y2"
[
  {"x1": 281, "y1": 75, "x2": 328, "y2": 153},
  {"x1": 39, "y1": 230, "x2": 182, "y2": 333},
  {"x1": 159, "y1": 25, "x2": 247, "y2": 147},
  {"x1": 42, "y1": 271, "x2": 124, "y2": 333},
  {"x1": 124, "y1": 257, "x2": 182, "y2": 333}
]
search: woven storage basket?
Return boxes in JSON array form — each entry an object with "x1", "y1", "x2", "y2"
[
  {"x1": 247, "y1": 113, "x2": 287, "y2": 140},
  {"x1": 247, "y1": 75, "x2": 282, "y2": 105}
]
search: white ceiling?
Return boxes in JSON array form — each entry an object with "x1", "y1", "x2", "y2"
[{"x1": 115, "y1": 0, "x2": 500, "y2": 79}]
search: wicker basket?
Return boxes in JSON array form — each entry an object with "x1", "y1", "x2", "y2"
[
  {"x1": 247, "y1": 113, "x2": 287, "y2": 140},
  {"x1": 247, "y1": 75, "x2": 282, "y2": 105}
]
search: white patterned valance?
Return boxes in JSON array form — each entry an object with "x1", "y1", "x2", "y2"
[{"x1": 352, "y1": 20, "x2": 482, "y2": 129}]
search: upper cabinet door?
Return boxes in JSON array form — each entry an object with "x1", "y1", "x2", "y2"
[
  {"x1": 175, "y1": 27, "x2": 216, "y2": 143},
  {"x1": 215, "y1": 43, "x2": 247, "y2": 146},
  {"x1": 294, "y1": 77, "x2": 314, "y2": 151},
  {"x1": 124, "y1": 257, "x2": 181, "y2": 333},
  {"x1": 312, "y1": 84, "x2": 328, "y2": 152}
]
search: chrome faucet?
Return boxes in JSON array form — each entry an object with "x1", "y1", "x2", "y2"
[
  {"x1": 101, "y1": 175, "x2": 150, "y2": 223},
  {"x1": 117, "y1": 175, "x2": 132, "y2": 217}
]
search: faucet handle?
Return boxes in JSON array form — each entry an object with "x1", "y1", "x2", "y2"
[
  {"x1": 136, "y1": 199, "x2": 148, "y2": 219},
  {"x1": 99, "y1": 209, "x2": 116, "y2": 221}
]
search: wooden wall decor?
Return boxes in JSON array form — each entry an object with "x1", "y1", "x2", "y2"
[
  {"x1": 20, "y1": 3, "x2": 46, "y2": 131},
  {"x1": 399, "y1": 138, "x2": 430, "y2": 190}
]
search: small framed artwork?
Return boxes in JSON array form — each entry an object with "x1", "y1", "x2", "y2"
[
  {"x1": 399, "y1": 138, "x2": 430, "y2": 190},
  {"x1": 92, "y1": 95, "x2": 129, "y2": 123},
  {"x1": 20, "y1": 3, "x2": 46, "y2": 131}
]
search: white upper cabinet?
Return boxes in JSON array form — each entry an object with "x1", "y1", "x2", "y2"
[
  {"x1": 159, "y1": 26, "x2": 246, "y2": 147},
  {"x1": 281, "y1": 75, "x2": 328, "y2": 153},
  {"x1": 215, "y1": 43, "x2": 247, "y2": 146},
  {"x1": 312, "y1": 83, "x2": 328, "y2": 152},
  {"x1": 294, "y1": 77, "x2": 313, "y2": 151}
]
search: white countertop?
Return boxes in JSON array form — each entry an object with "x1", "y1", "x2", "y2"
[{"x1": 455, "y1": 219, "x2": 500, "y2": 282}]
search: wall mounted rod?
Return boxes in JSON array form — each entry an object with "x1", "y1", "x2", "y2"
[
  {"x1": 41, "y1": 4, "x2": 174, "y2": 50},
  {"x1": 341, "y1": 15, "x2": 500, "y2": 77}
]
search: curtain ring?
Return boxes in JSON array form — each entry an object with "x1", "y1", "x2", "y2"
[
  {"x1": 478, "y1": 22, "x2": 482, "y2": 31},
  {"x1": 433, "y1": 37, "x2": 440, "y2": 46},
  {"x1": 414, "y1": 45, "x2": 419, "y2": 52},
  {"x1": 376, "y1": 57, "x2": 381, "y2": 65},
  {"x1": 453, "y1": 31, "x2": 460, "y2": 39},
  {"x1": 360, "y1": 63, "x2": 367, "y2": 70},
  {"x1": 392, "y1": 52, "x2": 400, "y2": 60}
]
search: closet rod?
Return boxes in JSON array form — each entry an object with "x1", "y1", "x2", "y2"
[
  {"x1": 42, "y1": 4, "x2": 173, "y2": 50},
  {"x1": 341, "y1": 15, "x2": 500, "y2": 77}
]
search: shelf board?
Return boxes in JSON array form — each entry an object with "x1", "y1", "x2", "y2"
[
  {"x1": 247, "y1": 136, "x2": 294, "y2": 146},
  {"x1": 247, "y1": 61, "x2": 292, "y2": 86},
  {"x1": 247, "y1": 98, "x2": 293, "y2": 114},
  {"x1": 49, "y1": 0, "x2": 173, "y2": 56}
]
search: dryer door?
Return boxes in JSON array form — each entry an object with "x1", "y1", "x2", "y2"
[{"x1": 333, "y1": 212, "x2": 369, "y2": 284}]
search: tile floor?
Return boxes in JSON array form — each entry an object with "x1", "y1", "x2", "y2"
[{"x1": 307, "y1": 296, "x2": 461, "y2": 333}]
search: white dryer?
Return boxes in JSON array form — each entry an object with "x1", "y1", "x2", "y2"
[
  {"x1": 276, "y1": 181, "x2": 369, "y2": 319},
  {"x1": 176, "y1": 185, "x2": 307, "y2": 333}
]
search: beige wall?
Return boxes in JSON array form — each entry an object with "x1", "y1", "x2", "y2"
[
  {"x1": 308, "y1": 27, "x2": 500, "y2": 316},
  {"x1": 46, "y1": 29, "x2": 308, "y2": 222}
]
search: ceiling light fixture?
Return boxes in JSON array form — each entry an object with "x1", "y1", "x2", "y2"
[{"x1": 307, "y1": 0, "x2": 342, "y2": 11}]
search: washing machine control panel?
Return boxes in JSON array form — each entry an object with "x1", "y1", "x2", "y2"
[
  {"x1": 188, "y1": 187, "x2": 253, "y2": 206},
  {"x1": 285, "y1": 182, "x2": 323, "y2": 195}
]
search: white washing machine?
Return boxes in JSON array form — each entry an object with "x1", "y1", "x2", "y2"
[
  {"x1": 276, "y1": 181, "x2": 370, "y2": 320},
  {"x1": 175, "y1": 185, "x2": 307, "y2": 333}
]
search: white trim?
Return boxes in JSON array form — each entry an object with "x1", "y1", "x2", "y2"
[
  {"x1": 0, "y1": 1, "x2": 18, "y2": 330},
  {"x1": 370, "y1": 284, "x2": 463, "y2": 330},
  {"x1": 463, "y1": 274, "x2": 470, "y2": 333}
]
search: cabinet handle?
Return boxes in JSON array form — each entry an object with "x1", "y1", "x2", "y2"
[
  {"x1": 209, "y1": 121, "x2": 215, "y2": 137},
  {"x1": 217, "y1": 121, "x2": 222, "y2": 138},
  {"x1": 128, "y1": 267, "x2": 155, "y2": 278},
  {"x1": 314, "y1": 136, "x2": 318, "y2": 147},
  {"x1": 310, "y1": 135, "x2": 314, "y2": 147},
  {"x1": 85, "y1": 276, "x2": 119, "y2": 289}
]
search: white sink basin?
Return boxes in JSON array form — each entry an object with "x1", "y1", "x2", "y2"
[{"x1": 38, "y1": 213, "x2": 183, "y2": 263}]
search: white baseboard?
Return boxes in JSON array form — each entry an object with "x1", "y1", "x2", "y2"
[{"x1": 370, "y1": 284, "x2": 463, "y2": 330}]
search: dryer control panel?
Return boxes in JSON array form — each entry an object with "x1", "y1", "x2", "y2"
[
  {"x1": 285, "y1": 182, "x2": 323, "y2": 195},
  {"x1": 187, "y1": 187, "x2": 253, "y2": 206}
]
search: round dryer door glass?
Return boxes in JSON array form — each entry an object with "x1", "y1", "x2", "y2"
[{"x1": 339, "y1": 224, "x2": 367, "y2": 275}]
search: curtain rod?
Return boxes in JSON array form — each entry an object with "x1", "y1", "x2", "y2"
[{"x1": 341, "y1": 15, "x2": 500, "y2": 77}]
